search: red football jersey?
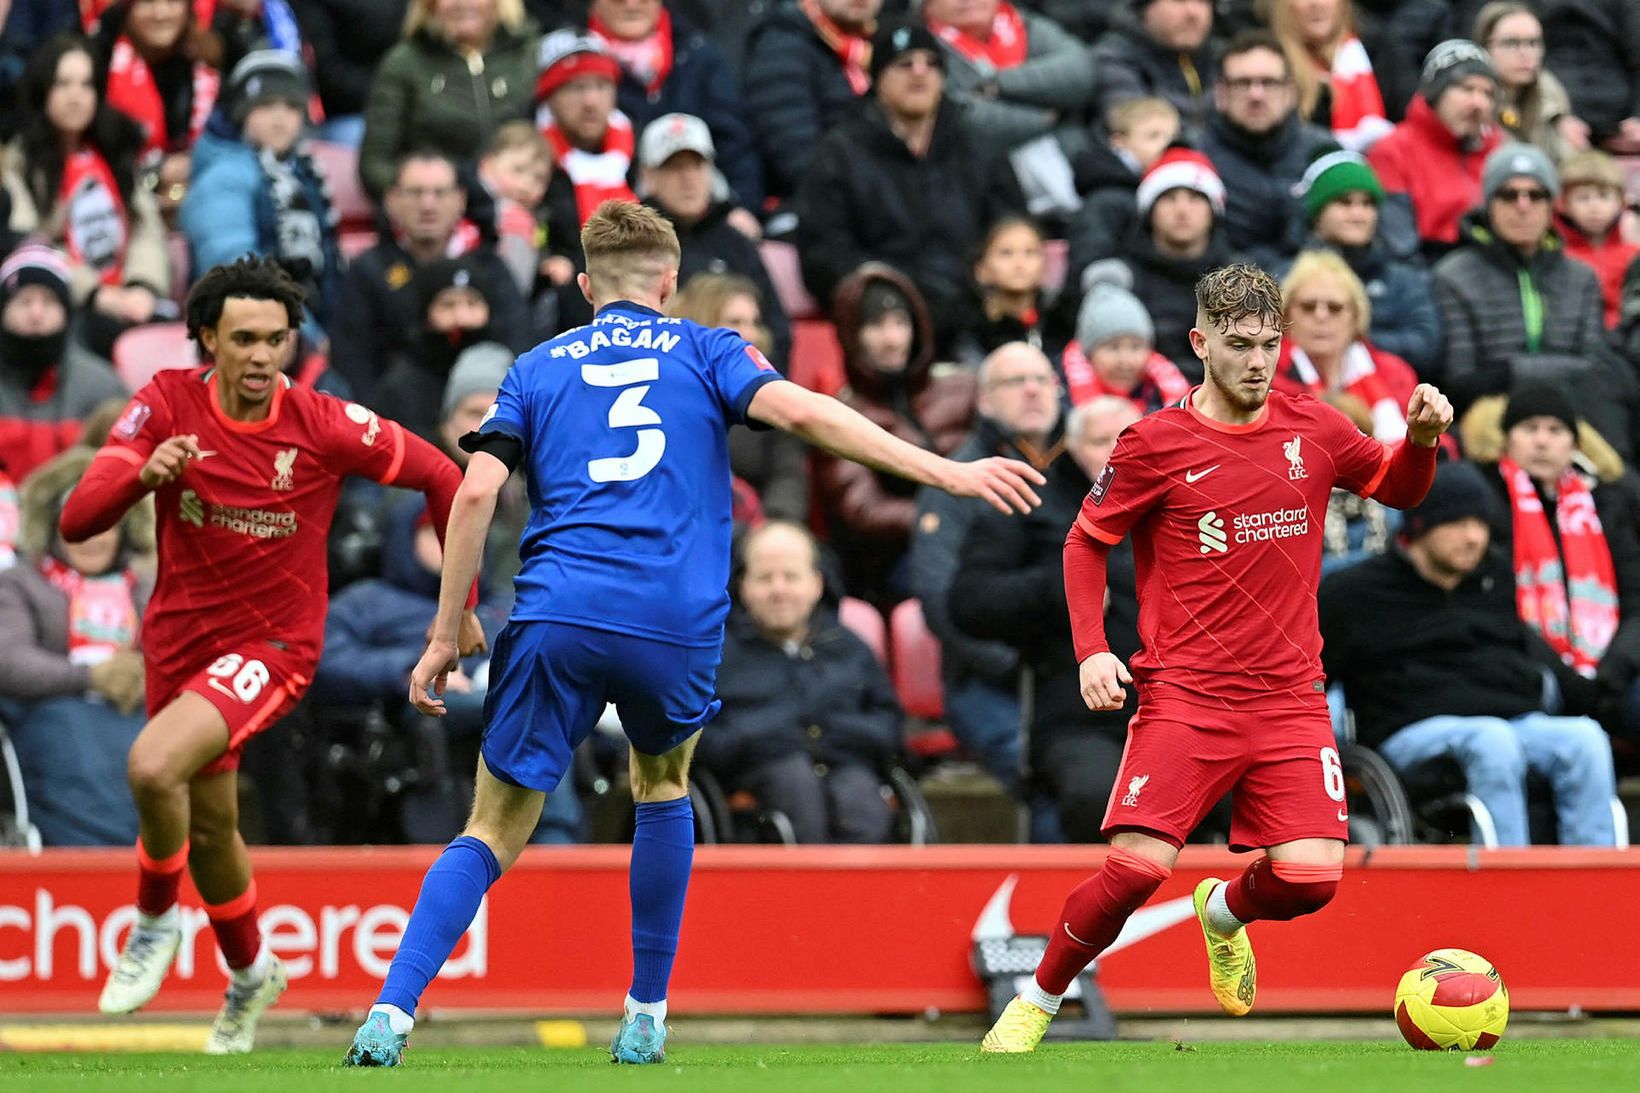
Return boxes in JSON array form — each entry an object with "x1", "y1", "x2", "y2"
[
  {"x1": 1076, "y1": 390, "x2": 1389, "y2": 706},
  {"x1": 90, "y1": 368, "x2": 449, "y2": 671}
]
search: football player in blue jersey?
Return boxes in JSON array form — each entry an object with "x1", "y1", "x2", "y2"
[{"x1": 345, "y1": 202, "x2": 1044, "y2": 1067}]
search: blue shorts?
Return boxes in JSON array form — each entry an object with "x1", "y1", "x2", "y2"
[{"x1": 481, "y1": 620, "x2": 722, "y2": 791}]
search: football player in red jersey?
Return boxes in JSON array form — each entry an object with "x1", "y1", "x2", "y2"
[
  {"x1": 982, "y1": 264, "x2": 1454, "y2": 1052},
  {"x1": 59, "y1": 257, "x2": 483, "y2": 1053}
]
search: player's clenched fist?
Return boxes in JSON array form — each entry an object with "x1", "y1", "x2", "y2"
[
  {"x1": 138, "y1": 434, "x2": 203, "y2": 488},
  {"x1": 944, "y1": 456, "x2": 1046, "y2": 515},
  {"x1": 1405, "y1": 384, "x2": 1454, "y2": 448},
  {"x1": 1079, "y1": 651, "x2": 1133, "y2": 712}
]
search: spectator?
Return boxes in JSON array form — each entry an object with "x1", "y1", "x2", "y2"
[
  {"x1": 1274, "y1": 249, "x2": 1419, "y2": 444},
  {"x1": 1432, "y1": 143, "x2": 1616, "y2": 427},
  {"x1": 1536, "y1": 0, "x2": 1640, "y2": 152},
  {"x1": 1266, "y1": 0, "x2": 1402, "y2": 151},
  {"x1": 372, "y1": 259, "x2": 508, "y2": 441},
  {"x1": 1463, "y1": 382, "x2": 1640, "y2": 743},
  {"x1": 814, "y1": 263, "x2": 975, "y2": 601},
  {"x1": 1059, "y1": 280, "x2": 1188, "y2": 412},
  {"x1": 533, "y1": 31, "x2": 637, "y2": 226},
  {"x1": 741, "y1": 0, "x2": 879, "y2": 213},
  {"x1": 288, "y1": 0, "x2": 413, "y2": 145},
  {"x1": 1063, "y1": 95, "x2": 1179, "y2": 282},
  {"x1": 0, "y1": 2, "x2": 81, "y2": 118},
  {"x1": 795, "y1": 19, "x2": 1024, "y2": 349},
  {"x1": 921, "y1": 0, "x2": 1095, "y2": 153},
  {"x1": 1316, "y1": 389, "x2": 1401, "y2": 573},
  {"x1": 1476, "y1": 1, "x2": 1587, "y2": 164},
  {"x1": 955, "y1": 215, "x2": 1063, "y2": 365},
  {"x1": 670, "y1": 270, "x2": 808, "y2": 523},
  {"x1": 0, "y1": 244, "x2": 125, "y2": 481},
  {"x1": 1080, "y1": 146, "x2": 1232, "y2": 381},
  {"x1": 0, "y1": 446, "x2": 150, "y2": 846},
  {"x1": 1199, "y1": 30, "x2": 1335, "y2": 263},
  {"x1": 1285, "y1": 147, "x2": 1441, "y2": 374},
  {"x1": 1555, "y1": 149, "x2": 1638, "y2": 328},
  {"x1": 1369, "y1": 39, "x2": 1502, "y2": 260},
  {"x1": 1320, "y1": 460, "x2": 1620, "y2": 847},
  {"x1": 359, "y1": 0, "x2": 539, "y2": 200},
  {"x1": 638, "y1": 112, "x2": 790, "y2": 366},
  {"x1": 951, "y1": 394, "x2": 1143, "y2": 842},
  {"x1": 908, "y1": 342, "x2": 1061, "y2": 803},
  {"x1": 181, "y1": 50, "x2": 343, "y2": 330},
  {"x1": 700, "y1": 520, "x2": 904, "y2": 845},
  {"x1": 3, "y1": 32, "x2": 169, "y2": 361},
  {"x1": 328, "y1": 150, "x2": 530, "y2": 402},
  {"x1": 475, "y1": 120, "x2": 557, "y2": 300},
  {"x1": 1088, "y1": 0, "x2": 1214, "y2": 139},
  {"x1": 585, "y1": 0, "x2": 763, "y2": 219}
]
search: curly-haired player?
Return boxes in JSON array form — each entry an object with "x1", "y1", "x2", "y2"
[
  {"x1": 982, "y1": 264, "x2": 1454, "y2": 1051},
  {"x1": 60, "y1": 256, "x2": 481, "y2": 1053}
]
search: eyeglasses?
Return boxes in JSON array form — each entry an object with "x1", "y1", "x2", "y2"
[
  {"x1": 395, "y1": 185, "x2": 458, "y2": 201},
  {"x1": 1489, "y1": 36, "x2": 1543, "y2": 53},
  {"x1": 1295, "y1": 299, "x2": 1349, "y2": 316},
  {"x1": 1223, "y1": 76, "x2": 1289, "y2": 94},
  {"x1": 987, "y1": 373, "x2": 1056, "y2": 391},
  {"x1": 1494, "y1": 186, "x2": 1550, "y2": 205}
]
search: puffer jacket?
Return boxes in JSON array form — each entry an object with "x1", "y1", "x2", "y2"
[
  {"x1": 1087, "y1": 15, "x2": 1216, "y2": 138},
  {"x1": 1199, "y1": 108, "x2": 1333, "y2": 262},
  {"x1": 1537, "y1": 0, "x2": 1640, "y2": 142},
  {"x1": 931, "y1": 4, "x2": 1096, "y2": 149}
]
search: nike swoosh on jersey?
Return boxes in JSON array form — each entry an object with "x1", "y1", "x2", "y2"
[{"x1": 1184, "y1": 466, "x2": 1220, "y2": 483}]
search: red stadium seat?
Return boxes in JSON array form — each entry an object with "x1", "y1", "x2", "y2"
[
  {"x1": 309, "y1": 140, "x2": 375, "y2": 230},
  {"x1": 789, "y1": 319, "x2": 846, "y2": 395},
  {"x1": 113, "y1": 322, "x2": 195, "y2": 392},
  {"x1": 838, "y1": 596, "x2": 888, "y2": 668},
  {"x1": 339, "y1": 228, "x2": 379, "y2": 260},
  {"x1": 890, "y1": 598, "x2": 944, "y2": 721},
  {"x1": 758, "y1": 239, "x2": 820, "y2": 319}
]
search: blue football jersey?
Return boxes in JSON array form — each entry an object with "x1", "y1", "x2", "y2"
[{"x1": 477, "y1": 301, "x2": 781, "y2": 646}]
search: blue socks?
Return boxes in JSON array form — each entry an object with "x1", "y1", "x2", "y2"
[
  {"x1": 378, "y1": 835, "x2": 501, "y2": 1016},
  {"x1": 629, "y1": 796, "x2": 695, "y2": 1004}
]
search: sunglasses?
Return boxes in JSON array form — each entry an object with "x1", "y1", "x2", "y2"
[
  {"x1": 1296, "y1": 299, "x2": 1349, "y2": 316},
  {"x1": 1495, "y1": 186, "x2": 1550, "y2": 205}
]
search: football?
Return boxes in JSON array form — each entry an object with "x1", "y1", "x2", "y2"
[{"x1": 1394, "y1": 948, "x2": 1510, "y2": 1051}]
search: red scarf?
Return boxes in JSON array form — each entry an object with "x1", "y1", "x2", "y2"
[
  {"x1": 1325, "y1": 37, "x2": 1392, "y2": 152},
  {"x1": 0, "y1": 472, "x2": 18, "y2": 570},
  {"x1": 539, "y1": 106, "x2": 638, "y2": 225},
  {"x1": 60, "y1": 147, "x2": 130, "y2": 286},
  {"x1": 590, "y1": 6, "x2": 674, "y2": 97},
  {"x1": 1282, "y1": 342, "x2": 1404, "y2": 442},
  {"x1": 104, "y1": 35, "x2": 220, "y2": 161},
  {"x1": 81, "y1": 0, "x2": 217, "y2": 32},
  {"x1": 927, "y1": 2, "x2": 1028, "y2": 70},
  {"x1": 1061, "y1": 341, "x2": 1190, "y2": 413},
  {"x1": 1501, "y1": 455, "x2": 1621, "y2": 678},
  {"x1": 801, "y1": 0, "x2": 872, "y2": 95},
  {"x1": 38, "y1": 554, "x2": 140, "y2": 666}
]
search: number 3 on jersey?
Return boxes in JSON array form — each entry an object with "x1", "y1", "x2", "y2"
[{"x1": 582, "y1": 358, "x2": 666, "y2": 482}]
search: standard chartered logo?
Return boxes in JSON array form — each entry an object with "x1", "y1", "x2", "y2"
[
  {"x1": 179, "y1": 489, "x2": 204, "y2": 528},
  {"x1": 1198, "y1": 511, "x2": 1227, "y2": 554}
]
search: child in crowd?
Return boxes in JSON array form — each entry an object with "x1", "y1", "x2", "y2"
[
  {"x1": 1556, "y1": 150, "x2": 1638, "y2": 328},
  {"x1": 1059, "y1": 282, "x2": 1188, "y2": 414},
  {"x1": 476, "y1": 122, "x2": 559, "y2": 298},
  {"x1": 960, "y1": 217, "x2": 1064, "y2": 364},
  {"x1": 1066, "y1": 98, "x2": 1182, "y2": 285}
]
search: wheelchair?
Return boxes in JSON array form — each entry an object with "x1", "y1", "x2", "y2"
[
  {"x1": 0, "y1": 716, "x2": 42, "y2": 851},
  {"x1": 689, "y1": 764, "x2": 938, "y2": 846}
]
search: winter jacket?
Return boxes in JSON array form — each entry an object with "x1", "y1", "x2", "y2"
[
  {"x1": 1277, "y1": 234, "x2": 1444, "y2": 376},
  {"x1": 696, "y1": 605, "x2": 903, "y2": 787},
  {"x1": 1557, "y1": 213, "x2": 1639, "y2": 329},
  {"x1": 1063, "y1": 140, "x2": 1142, "y2": 276},
  {"x1": 739, "y1": 1, "x2": 868, "y2": 203},
  {"x1": 359, "y1": 21, "x2": 539, "y2": 199},
  {"x1": 604, "y1": 10, "x2": 762, "y2": 212},
  {"x1": 813, "y1": 265, "x2": 975, "y2": 594},
  {"x1": 1498, "y1": 69, "x2": 1578, "y2": 165},
  {"x1": 180, "y1": 118, "x2": 344, "y2": 330},
  {"x1": 0, "y1": 341, "x2": 125, "y2": 482},
  {"x1": 1368, "y1": 95, "x2": 1501, "y2": 256},
  {"x1": 1087, "y1": 16, "x2": 1216, "y2": 138},
  {"x1": 727, "y1": 425, "x2": 808, "y2": 525},
  {"x1": 2, "y1": 138, "x2": 170, "y2": 308},
  {"x1": 931, "y1": 6, "x2": 1096, "y2": 150},
  {"x1": 1086, "y1": 221, "x2": 1236, "y2": 382},
  {"x1": 652, "y1": 197, "x2": 791, "y2": 368},
  {"x1": 1199, "y1": 109, "x2": 1333, "y2": 263},
  {"x1": 1432, "y1": 212, "x2": 1613, "y2": 413},
  {"x1": 795, "y1": 97, "x2": 1023, "y2": 344},
  {"x1": 1538, "y1": 0, "x2": 1640, "y2": 142},
  {"x1": 1354, "y1": 0, "x2": 1452, "y2": 87},
  {"x1": 288, "y1": 0, "x2": 412, "y2": 119}
]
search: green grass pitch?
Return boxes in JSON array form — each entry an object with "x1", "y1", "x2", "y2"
[{"x1": 0, "y1": 1040, "x2": 1634, "y2": 1093}]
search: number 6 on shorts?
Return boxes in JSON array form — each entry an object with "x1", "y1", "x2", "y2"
[{"x1": 1320, "y1": 746, "x2": 1346, "y2": 802}]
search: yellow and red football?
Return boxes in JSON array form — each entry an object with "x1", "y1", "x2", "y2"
[{"x1": 1394, "y1": 948, "x2": 1509, "y2": 1051}]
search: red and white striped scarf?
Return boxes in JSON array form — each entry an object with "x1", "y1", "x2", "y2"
[
  {"x1": 801, "y1": 0, "x2": 873, "y2": 95},
  {"x1": 927, "y1": 2, "x2": 1028, "y2": 70},
  {"x1": 1325, "y1": 38, "x2": 1392, "y2": 152},
  {"x1": 104, "y1": 35, "x2": 219, "y2": 162},
  {"x1": 589, "y1": 6, "x2": 674, "y2": 97},
  {"x1": 538, "y1": 106, "x2": 638, "y2": 225},
  {"x1": 1061, "y1": 341, "x2": 1190, "y2": 414}
]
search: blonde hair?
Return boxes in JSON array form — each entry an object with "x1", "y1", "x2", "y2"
[
  {"x1": 672, "y1": 271, "x2": 773, "y2": 354},
  {"x1": 404, "y1": 0, "x2": 527, "y2": 40},
  {"x1": 1262, "y1": 0, "x2": 1357, "y2": 120},
  {"x1": 581, "y1": 200, "x2": 681, "y2": 296},
  {"x1": 1282, "y1": 250, "x2": 1370, "y2": 337},
  {"x1": 485, "y1": 119, "x2": 549, "y2": 161},
  {"x1": 1107, "y1": 96, "x2": 1180, "y2": 136}
]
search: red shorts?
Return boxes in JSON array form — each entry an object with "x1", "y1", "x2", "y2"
[
  {"x1": 1102, "y1": 690, "x2": 1349, "y2": 851},
  {"x1": 147, "y1": 641, "x2": 313, "y2": 776}
]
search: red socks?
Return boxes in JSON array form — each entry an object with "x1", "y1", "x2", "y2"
[
  {"x1": 136, "y1": 840, "x2": 188, "y2": 917},
  {"x1": 206, "y1": 881, "x2": 263, "y2": 970},
  {"x1": 1225, "y1": 858, "x2": 1340, "y2": 923},
  {"x1": 1034, "y1": 847, "x2": 1172, "y2": 995}
]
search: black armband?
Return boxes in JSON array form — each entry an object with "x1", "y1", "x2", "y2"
[{"x1": 458, "y1": 431, "x2": 523, "y2": 472}]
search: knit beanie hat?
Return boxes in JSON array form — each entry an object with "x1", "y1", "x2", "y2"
[
  {"x1": 1420, "y1": 39, "x2": 1497, "y2": 105},
  {"x1": 414, "y1": 256, "x2": 492, "y2": 319},
  {"x1": 1502, "y1": 382, "x2": 1579, "y2": 436},
  {"x1": 1296, "y1": 147, "x2": 1385, "y2": 224},
  {"x1": 1077, "y1": 282, "x2": 1154, "y2": 350},
  {"x1": 858, "y1": 280, "x2": 911, "y2": 325},
  {"x1": 441, "y1": 342, "x2": 514, "y2": 422},
  {"x1": 0, "y1": 242, "x2": 72, "y2": 313},
  {"x1": 870, "y1": 20, "x2": 944, "y2": 86},
  {"x1": 1402, "y1": 460, "x2": 1495, "y2": 539},
  {"x1": 535, "y1": 29, "x2": 621, "y2": 103},
  {"x1": 227, "y1": 49, "x2": 309, "y2": 126},
  {"x1": 1482, "y1": 142, "x2": 1559, "y2": 203},
  {"x1": 1558, "y1": 149, "x2": 1624, "y2": 193},
  {"x1": 1136, "y1": 147, "x2": 1226, "y2": 220}
]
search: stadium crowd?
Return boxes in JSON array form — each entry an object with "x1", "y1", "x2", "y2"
[{"x1": 0, "y1": 0, "x2": 1637, "y2": 849}]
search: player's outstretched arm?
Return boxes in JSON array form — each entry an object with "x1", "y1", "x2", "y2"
[
  {"x1": 746, "y1": 379, "x2": 1045, "y2": 515},
  {"x1": 59, "y1": 435, "x2": 201, "y2": 542},
  {"x1": 410, "y1": 451, "x2": 507, "y2": 716}
]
